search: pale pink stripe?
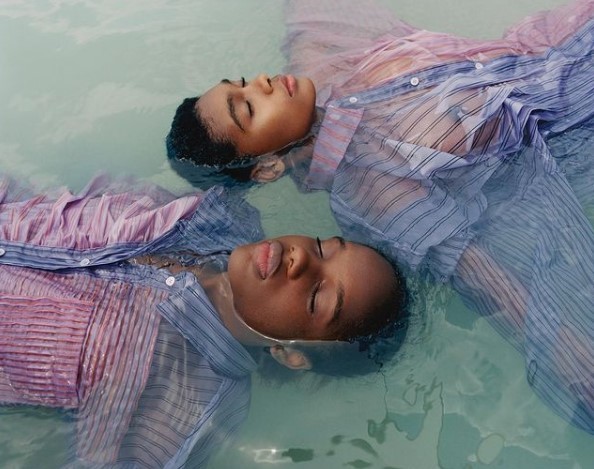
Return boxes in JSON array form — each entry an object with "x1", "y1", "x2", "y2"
[
  {"x1": 286, "y1": 0, "x2": 594, "y2": 103},
  {"x1": 76, "y1": 277, "x2": 167, "y2": 462},
  {"x1": 0, "y1": 175, "x2": 203, "y2": 250},
  {"x1": 0, "y1": 295, "x2": 91, "y2": 408}
]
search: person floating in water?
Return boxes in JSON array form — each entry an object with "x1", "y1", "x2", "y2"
[
  {"x1": 166, "y1": 0, "x2": 594, "y2": 433},
  {"x1": 0, "y1": 175, "x2": 406, "y2": 468}
]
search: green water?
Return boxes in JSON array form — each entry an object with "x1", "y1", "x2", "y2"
[{"x1": 2, "y1": 0, "x2": 593, "y2": 467}]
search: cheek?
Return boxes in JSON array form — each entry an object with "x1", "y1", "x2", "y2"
[
  {"x1": 246, "y1": 289, "x2": 308, "y2": 339},
  {"x1": 292, "y1": 105, "x2": 315, "y2": 137},
  {"x1": 229, "y1": 278, "x2": 258, "y2": 318}
]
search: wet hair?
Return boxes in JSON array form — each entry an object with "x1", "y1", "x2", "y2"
[
  {"x1": 168, "y1": 151, "x2": 257, "y2": 192},
  {"x1": 166, "y1": 96, "x2": 242, "y2": 167}
]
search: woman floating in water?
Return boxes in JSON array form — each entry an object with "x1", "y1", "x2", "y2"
[
  {"x1": 166, "y1": 0, "x2": 594, "y2": 433},
  {"x1": 0, "y1": 175, "x2": 405, "y2": 468}
]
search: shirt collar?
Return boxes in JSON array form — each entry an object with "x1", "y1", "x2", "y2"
[
  {"x1": 305, "y1": 105, "x2": 364, "y2": 190},
  {"x1": 158, "y1": 276, "x2": 257, "y2": 379}
]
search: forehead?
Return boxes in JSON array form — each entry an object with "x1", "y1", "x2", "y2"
[{"x1": 339, "y1": 244, "x2": 393, "y2": 324}]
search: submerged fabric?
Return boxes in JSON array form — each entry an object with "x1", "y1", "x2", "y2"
[
  {"x1": 284, "y1": 0, "x2": 594, "y2": 432},
  {"x1": 0, "y1": 176, "x2": 262, "y2": 467}
]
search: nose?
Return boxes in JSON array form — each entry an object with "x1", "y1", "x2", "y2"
[
  {"x1": 252, "y1": 74, "x2": 273, "y2": 94},
  {"x1": 286, "y1": 245, "x2": 311, "y2": 280}
]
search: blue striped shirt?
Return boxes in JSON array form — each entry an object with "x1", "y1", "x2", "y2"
[{"x1": 285, "y1": 0, "x2": 594, "y2": 433}]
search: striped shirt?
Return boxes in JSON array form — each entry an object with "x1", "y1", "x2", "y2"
[
  {"x1": 0, "y1": 176, "x2": 263, "y2": 467},
  {"x1": 284, "y1": 0, "x2": 594, "y2": 433}
]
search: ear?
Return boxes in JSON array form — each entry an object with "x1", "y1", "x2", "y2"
[
  {"x1": 269, "y1": 345, "x2": 312, "y2": 370},
  {"x1": 250, "y1": 154, "x2": 286, "y2": 183}
]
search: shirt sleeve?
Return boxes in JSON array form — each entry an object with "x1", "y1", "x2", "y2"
[
  {"x1": 502, "y1": 0, "x2": 594, "y2": 52},
  {"x1": 450, "y1": 163, "x2": 594, "y2": 434},
  {"x1": 282, "y1": 0, "x2": 417, "y2": 102},
  {"x1": 110, "y1": 321, "x2": 252, "y2": 469},
  {"x1": 0, "y1": 174, "x2": 202, "y2": 254},
  {"x1": 283, "y1": 0, "x2": 594, "y2": 106}
]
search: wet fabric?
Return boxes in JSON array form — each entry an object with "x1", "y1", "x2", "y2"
[
  {"x1": 283, "y1": 0, "x2": 594, "y2": 433},
  {"x1": 0, "y1": 176, "x2": 263, "y2": 467}
]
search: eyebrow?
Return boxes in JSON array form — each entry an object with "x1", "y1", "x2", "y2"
[
  {"x1": 220, "y1": 78, "x2": 245, "y2": 133},
  {"x1": 330, "y1": 236, "x2": 347, "y2": 323}
]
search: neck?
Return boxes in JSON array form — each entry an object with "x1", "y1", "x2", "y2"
[{"x1": 199, "y1": 271, "x2": 280, "y2": 347}]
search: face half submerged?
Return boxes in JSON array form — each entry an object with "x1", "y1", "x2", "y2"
[
  {"x1": 197, "y1": 74, "x2": 316, "y2": 158},
  {"x1": 227, "y1": 235, "x2": 399, "y2": 342}
]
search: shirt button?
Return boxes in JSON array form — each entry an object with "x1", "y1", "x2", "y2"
[
  {"x1": 348, "y1": 96, "x2": 358, "y2": 104},
  {"x1": 474, "y1": 62, "x2": 484, "y2": 69},
  {"x1": 79, "y1": 258, "x2": 90, "y2": 266},
  {"x1": 165, "y1": 276, "x2": 176, "y2": 287},
  {"x1": 0, "y1": 248, "x2": 5, "y2": 256},
  {"x1": 410, "y1": 77, "x2": 419, "y2": 86}
]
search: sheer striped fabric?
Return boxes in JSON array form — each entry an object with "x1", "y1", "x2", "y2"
[
  {"x1": 0, "y1": 178, "x2": 262, "y2": 467},
  {"x1": 0, "y1": 264, "x2": 164, "y2": 462},
  {"x1": 283, "y1": 0, "x2": 594, "y2": 432}
]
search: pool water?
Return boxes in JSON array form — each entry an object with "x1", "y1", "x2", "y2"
[{"x1": 2, "y1": 0, "x2": 594, "y2": 467}]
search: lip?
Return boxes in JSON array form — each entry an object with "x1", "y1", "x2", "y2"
[
  {"x1": 278, "y1": 74, "x2": 296, "y2": 97},
  {"x1": 253, "y1": 240, "x2": 283, "y2": 279}
]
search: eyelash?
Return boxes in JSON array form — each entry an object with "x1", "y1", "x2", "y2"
[{"x1": 316, "y1": 237, "x2": 324, "y2": 258}]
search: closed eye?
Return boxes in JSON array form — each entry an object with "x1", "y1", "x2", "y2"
[
  {"x1": 240, "y1": 77, "x2": 253, "y2": 117},
  {"x1": 309, "y1": 281, "x2": 322, "y2": 314}
]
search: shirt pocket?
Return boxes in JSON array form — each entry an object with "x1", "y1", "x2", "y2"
[{"x1": 0, "y1": 294, "x2": 92, "y2": 409}]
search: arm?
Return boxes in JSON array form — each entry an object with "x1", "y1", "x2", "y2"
[
  {"x1": 454, "y1": 242, "x2": 594, "y2": 431},
  {"x1": 503, "y1": 0, "x2": 594, "y2": 52},
  {"x1": 455, "y1": 243, "x2": 526, "y2": 334},
  {"x1": 283, "y1": 0, "x2": 415, "y2": 62},
  {"x1": 283, "y1": 0, "x2": 416, "y2": 96}
]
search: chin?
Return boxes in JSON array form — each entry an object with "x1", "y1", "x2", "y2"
[{"x1": 301, "y1": 76, "x2": 315, "y2": 89}]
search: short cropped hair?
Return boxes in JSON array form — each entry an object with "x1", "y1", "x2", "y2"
[{"x1": 166, "y1": 96, "x2": 240, "y2": 167}]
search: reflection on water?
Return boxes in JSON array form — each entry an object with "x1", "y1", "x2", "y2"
[
  {"x1": 2, "y1": 0, "x2": 594, "y2": 468},
  {"x1": 211, "y1": 277, "x2": 594, "y2": 468}
]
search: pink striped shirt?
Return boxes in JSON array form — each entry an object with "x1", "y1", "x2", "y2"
[
  {"x1": 0, "y1": 264, "x2": 168, "y2": 462},
  {"x1": 283, "y1": 0, "x2": 594, "y2": 185},
  {"x1": 0, "y1": 176, "x2": 262, "y2": 467}
]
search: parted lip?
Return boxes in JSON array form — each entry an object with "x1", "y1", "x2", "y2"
[
  {"x1": 253, "y1": 240, "x2": 283, "y2": 280},
  {"x1": 278, "y1": 74, "x2": 296, "y2": 97}
]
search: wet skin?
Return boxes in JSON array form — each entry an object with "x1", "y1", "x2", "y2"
[
  {"x1": 197, "y1": 74, "x2": 316, "y2": 157},
  {"x1": 228, "y1": 235, "x2": 396, "y2": 341}
]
